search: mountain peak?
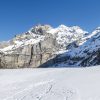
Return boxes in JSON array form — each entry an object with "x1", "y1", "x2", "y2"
[
  {"x1": 28, "y1": 24, "x2": 52, "y2": 35},
  {"x1": 95, "y1": 27, "x2": 100, "y2": 30},
  {"x1": 58, "y1": 24, "x2": 68, "y2": 28}
]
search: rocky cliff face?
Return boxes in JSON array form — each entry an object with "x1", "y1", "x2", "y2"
[
  {"x1": 0, "y1": 25, "x2": 57, "y2": 68},
  {"x1": 1, "y1": 24, "x2": 100, "y2": 68}
]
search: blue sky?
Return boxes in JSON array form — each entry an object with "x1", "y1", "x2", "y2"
[{"x1": 0, "y1": 0, "x2": 100, "y2": 41}]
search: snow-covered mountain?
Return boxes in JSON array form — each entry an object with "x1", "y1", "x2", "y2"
[
  {"x1": 0, "y1": 24, "x2": 100, "y2": 68},
  {"x1": 0, "y1": 24, "x2": 87, "y2": 53},
  {"x1": 52, "y1": 27, "x2": 100, "y2": 67},
  {"x1": 47, "y1": 25, "x2": 88, "y2": 48}
]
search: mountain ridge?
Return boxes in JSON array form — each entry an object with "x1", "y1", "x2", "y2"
[{"x1": 0, "y1": 24, "x2": 100, "y2": 68}]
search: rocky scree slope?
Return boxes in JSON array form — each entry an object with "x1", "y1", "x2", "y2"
[{"x1": 0, "y1": 24, "x2": 97, "y2": 68}]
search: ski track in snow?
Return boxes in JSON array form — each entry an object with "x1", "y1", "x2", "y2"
[
  {"x1": 0, "y1": 67, "x2": 100, "y2": 100},
  {"x1": 4, "y1": 80, "x2": 53, "y2": 100},
  {"x1": 3, "y1": 80, "x2": 80, "y2": 100}
]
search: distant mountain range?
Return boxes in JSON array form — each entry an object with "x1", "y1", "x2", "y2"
[{"x1": 0, "y1": 24, "x2": 100, "y2": 68}]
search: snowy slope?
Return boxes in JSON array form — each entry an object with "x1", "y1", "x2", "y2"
[
  {"x1": 68, "y1": 27, "x2": 100, "y2": 57},
  {"x1": 0, "y1": 67, "x2": 100, "y2": 100},
  {"x1": 60, "y1": 27, "x2": 100, "y2": 66}
]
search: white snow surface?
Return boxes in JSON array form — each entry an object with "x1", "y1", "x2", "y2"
[{"x1": 0, "y1": 67, "x2": 100, "y2": 100}]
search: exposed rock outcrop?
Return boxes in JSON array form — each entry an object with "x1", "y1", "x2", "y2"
[{"x1": 0, "y1": 32, "x2": 59, "y2": 68}]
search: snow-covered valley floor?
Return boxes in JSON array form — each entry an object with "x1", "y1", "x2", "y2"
[{"x1": 0, "y1": 67, "x2": 100, "y2": 100}]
